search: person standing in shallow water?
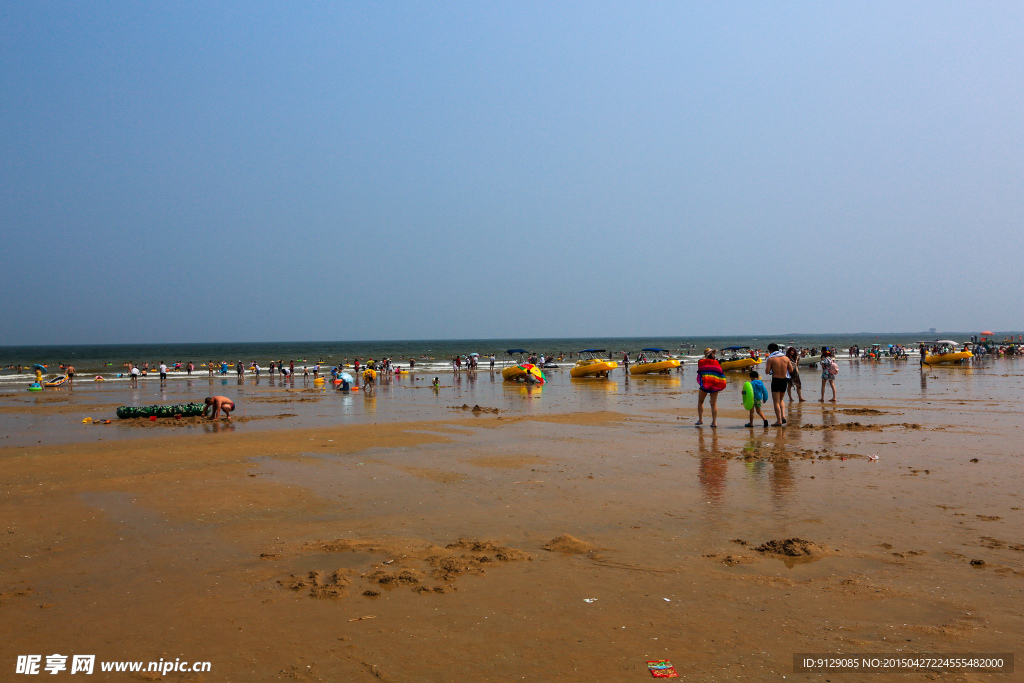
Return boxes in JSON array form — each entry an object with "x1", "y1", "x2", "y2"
[
  {"x1": 819, "y1": 348, "x2": 838, "y2": 402},
  {"x1": 695, "y1": 348, "x2": 726, "y2": 428},
  {"x1": 765, "y1": 343, "x2": 792, "y2": 426},
  {"x1": 785, "y1": 347, "x2": 805, "y2": 402}
]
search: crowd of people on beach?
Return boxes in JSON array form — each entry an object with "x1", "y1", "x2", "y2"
[{"x1": 9, "y1": 336, "x2": 1023, "y2": 427}]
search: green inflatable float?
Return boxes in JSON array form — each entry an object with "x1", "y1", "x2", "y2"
[
  {"x1": 742, "y1": 381, "x2": 755, "y2": 411},
  {"x1": 116, "y1": 403, "x2": 206, "y2": 419}
]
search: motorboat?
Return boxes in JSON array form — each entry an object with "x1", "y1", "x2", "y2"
[
  {"x1": 570, "y1": 349, "x2": 618, "y2": 378},
  {"x1": 501, "y1": 349, "x2": 530, "y2": 381},
  {"x1": 719, "y1": 346, "x2": 761, "y2": 372},
  {"x1": 629, "y1": 348, "x2": 681, "y2": 375}
]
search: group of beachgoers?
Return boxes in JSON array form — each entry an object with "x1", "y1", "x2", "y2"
[{"x1": 695, "y1": 344, "x2": 840, "y2": 429}]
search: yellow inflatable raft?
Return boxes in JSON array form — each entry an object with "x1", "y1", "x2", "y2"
[
  {"x1": 924, "y1": 351, "x2": 972, "y2": 365},
  {"x1": 720, "y1": 358, "x2": 761, "y2": 372}
]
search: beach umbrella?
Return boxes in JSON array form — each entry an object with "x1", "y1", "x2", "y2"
[
  {"x1": 32, "y1": 364, "x2": 47, "y2": 371},
  {"x1": 339, "y1": 372, "x2": 354, "y2": 383},
  {"x1": 981, "y1": 331, "x2": 993, "y2": 336},
  {"x1": 469, "y1": 352, "x2": 479, "y2": 356}
]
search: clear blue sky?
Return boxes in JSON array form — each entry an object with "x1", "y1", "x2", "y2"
[{"x1": 1, "y1": 2, "x2": 1021, "y2": 344}]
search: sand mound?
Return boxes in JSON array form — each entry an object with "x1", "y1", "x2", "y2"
[
  {"x1": 840, "y1": 408, "x2": 886, "y2": 415},
  {"x1": 278, "y1": 569, "x2": 352, "y2": 598},
  {"x1": 365, "y1": 568, "x2": 423, "y2": 585},
  {"x1": 542, "y1": 535, "x2": 594, "y2": 554},
  {"x1": 451, "y1": 404, "x2": 500, "y2": 413},
  {"x1": 754, "y1": 538, "x2": 827, "y2": 557},
  {"x1": 801, "y1": 422, "x2": 920, "y2": 431},
  {"x1": 286, "y1": 536, "x2": 532, "y2": 596}
]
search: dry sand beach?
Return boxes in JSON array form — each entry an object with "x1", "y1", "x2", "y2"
[{"x1": 0, "y1": 360, "x2": 1021, "y2": 681}]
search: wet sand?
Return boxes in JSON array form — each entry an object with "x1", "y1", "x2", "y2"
[{"x1": 0, "y1": 360, "x2": 1021, "y2": 680}]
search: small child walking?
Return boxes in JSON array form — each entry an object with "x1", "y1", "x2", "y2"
[{"x1": 744, "y1": 370, "x2": 770, "y2": 428}]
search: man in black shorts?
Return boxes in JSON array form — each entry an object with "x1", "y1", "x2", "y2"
[{"x1": 764, "y1": 343, "x2": 792, "y2": 426}]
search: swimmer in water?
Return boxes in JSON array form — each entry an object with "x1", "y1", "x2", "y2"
[{"x1": 203, "y1": 396, "x2": 236, "y2": 420}]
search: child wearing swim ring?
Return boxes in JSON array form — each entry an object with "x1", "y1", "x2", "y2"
[{"x1": 743, "y1": 370, "x2": 770, "y2": 428}]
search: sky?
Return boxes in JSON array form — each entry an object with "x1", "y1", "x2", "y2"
[{"x1": 1, "y1": 2, "x2": 1021, "y2": 344}]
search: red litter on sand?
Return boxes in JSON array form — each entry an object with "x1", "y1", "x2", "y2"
[
  {"x1": 149, "y1": 416, "x2": 157, "y2": 421},
  {"x1": 646, "y1": 660, "x2": 679, "y2": 678}
]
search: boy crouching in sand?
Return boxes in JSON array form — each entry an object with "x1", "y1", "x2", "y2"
[
  {"x1": 204, "y1": 396, "x2": 236, "y2": 420},
  {"x1": 744, "y1": 370, "x2": 770, "y2": 428}
]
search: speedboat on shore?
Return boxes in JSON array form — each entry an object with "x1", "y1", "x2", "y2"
[
  {"x1": 501, "y1": 350, "x2": 530, "y2": 381},
  {"x1": 629, "y1": 348, "x2": 681, "y2": 375},
  {"x1": 570, "y1": 350, "x2": 618, "y2": 378},
  {"x1": 719, "y1": 346, "x2": 761, "y2": 372}
]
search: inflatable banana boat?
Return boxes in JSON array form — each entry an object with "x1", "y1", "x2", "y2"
[{"x1": 924, "y1": 351, "x2": 973, "y2": 365}]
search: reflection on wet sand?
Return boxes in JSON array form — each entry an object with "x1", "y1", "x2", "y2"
[
  {"x1": 739, "y1": 434, "x2": 796, "y2": 509},
  {"x1": 821, "y1": 406, "x2": 837, "y2": 448},
  {"x1": 569, "y1": 377, "x2": 618, "y2": 392},
  {"x1": 201, "y1": 420, "x2": 235, "y2": 435},
  {"x1": 697, "y1": 430, "x2": 727, "y2": 507}
]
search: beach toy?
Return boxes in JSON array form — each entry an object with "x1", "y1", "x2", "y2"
[
  {"x1": 646, "y1": 660, "x2": 679, "y2": 678},
  {"x1": 82, "y1": 417, "x2": 93, "y2": 424},
  {"x1": 28, "y1": 383, "x2": 42, "y2": 391},
  {"x1": 149, "y1": 416, "x2": 157, "y2": 421},
  {"x1": 44, "y1": 375, "x2": 69, "y2": 387},
  {"x1": 94, "y1": 375, "x2": 105, "y2": 381},
  {"x1": 116, "y1": 403, "x2": 206, "y2": 419},
  {"x1": 742, "y1": 381, "x2": 755, "y2": 411}
]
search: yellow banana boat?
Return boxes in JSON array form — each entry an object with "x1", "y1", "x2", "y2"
[
  {"x1": 570, "y1": 350, "x2": 618, "y2": 377},
  {"x1": 720, "y1": 357, "x2": 761, "y2": 372},
  {"x1": 924, "y1": 351, "x2": 972, "y2": 364}
]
